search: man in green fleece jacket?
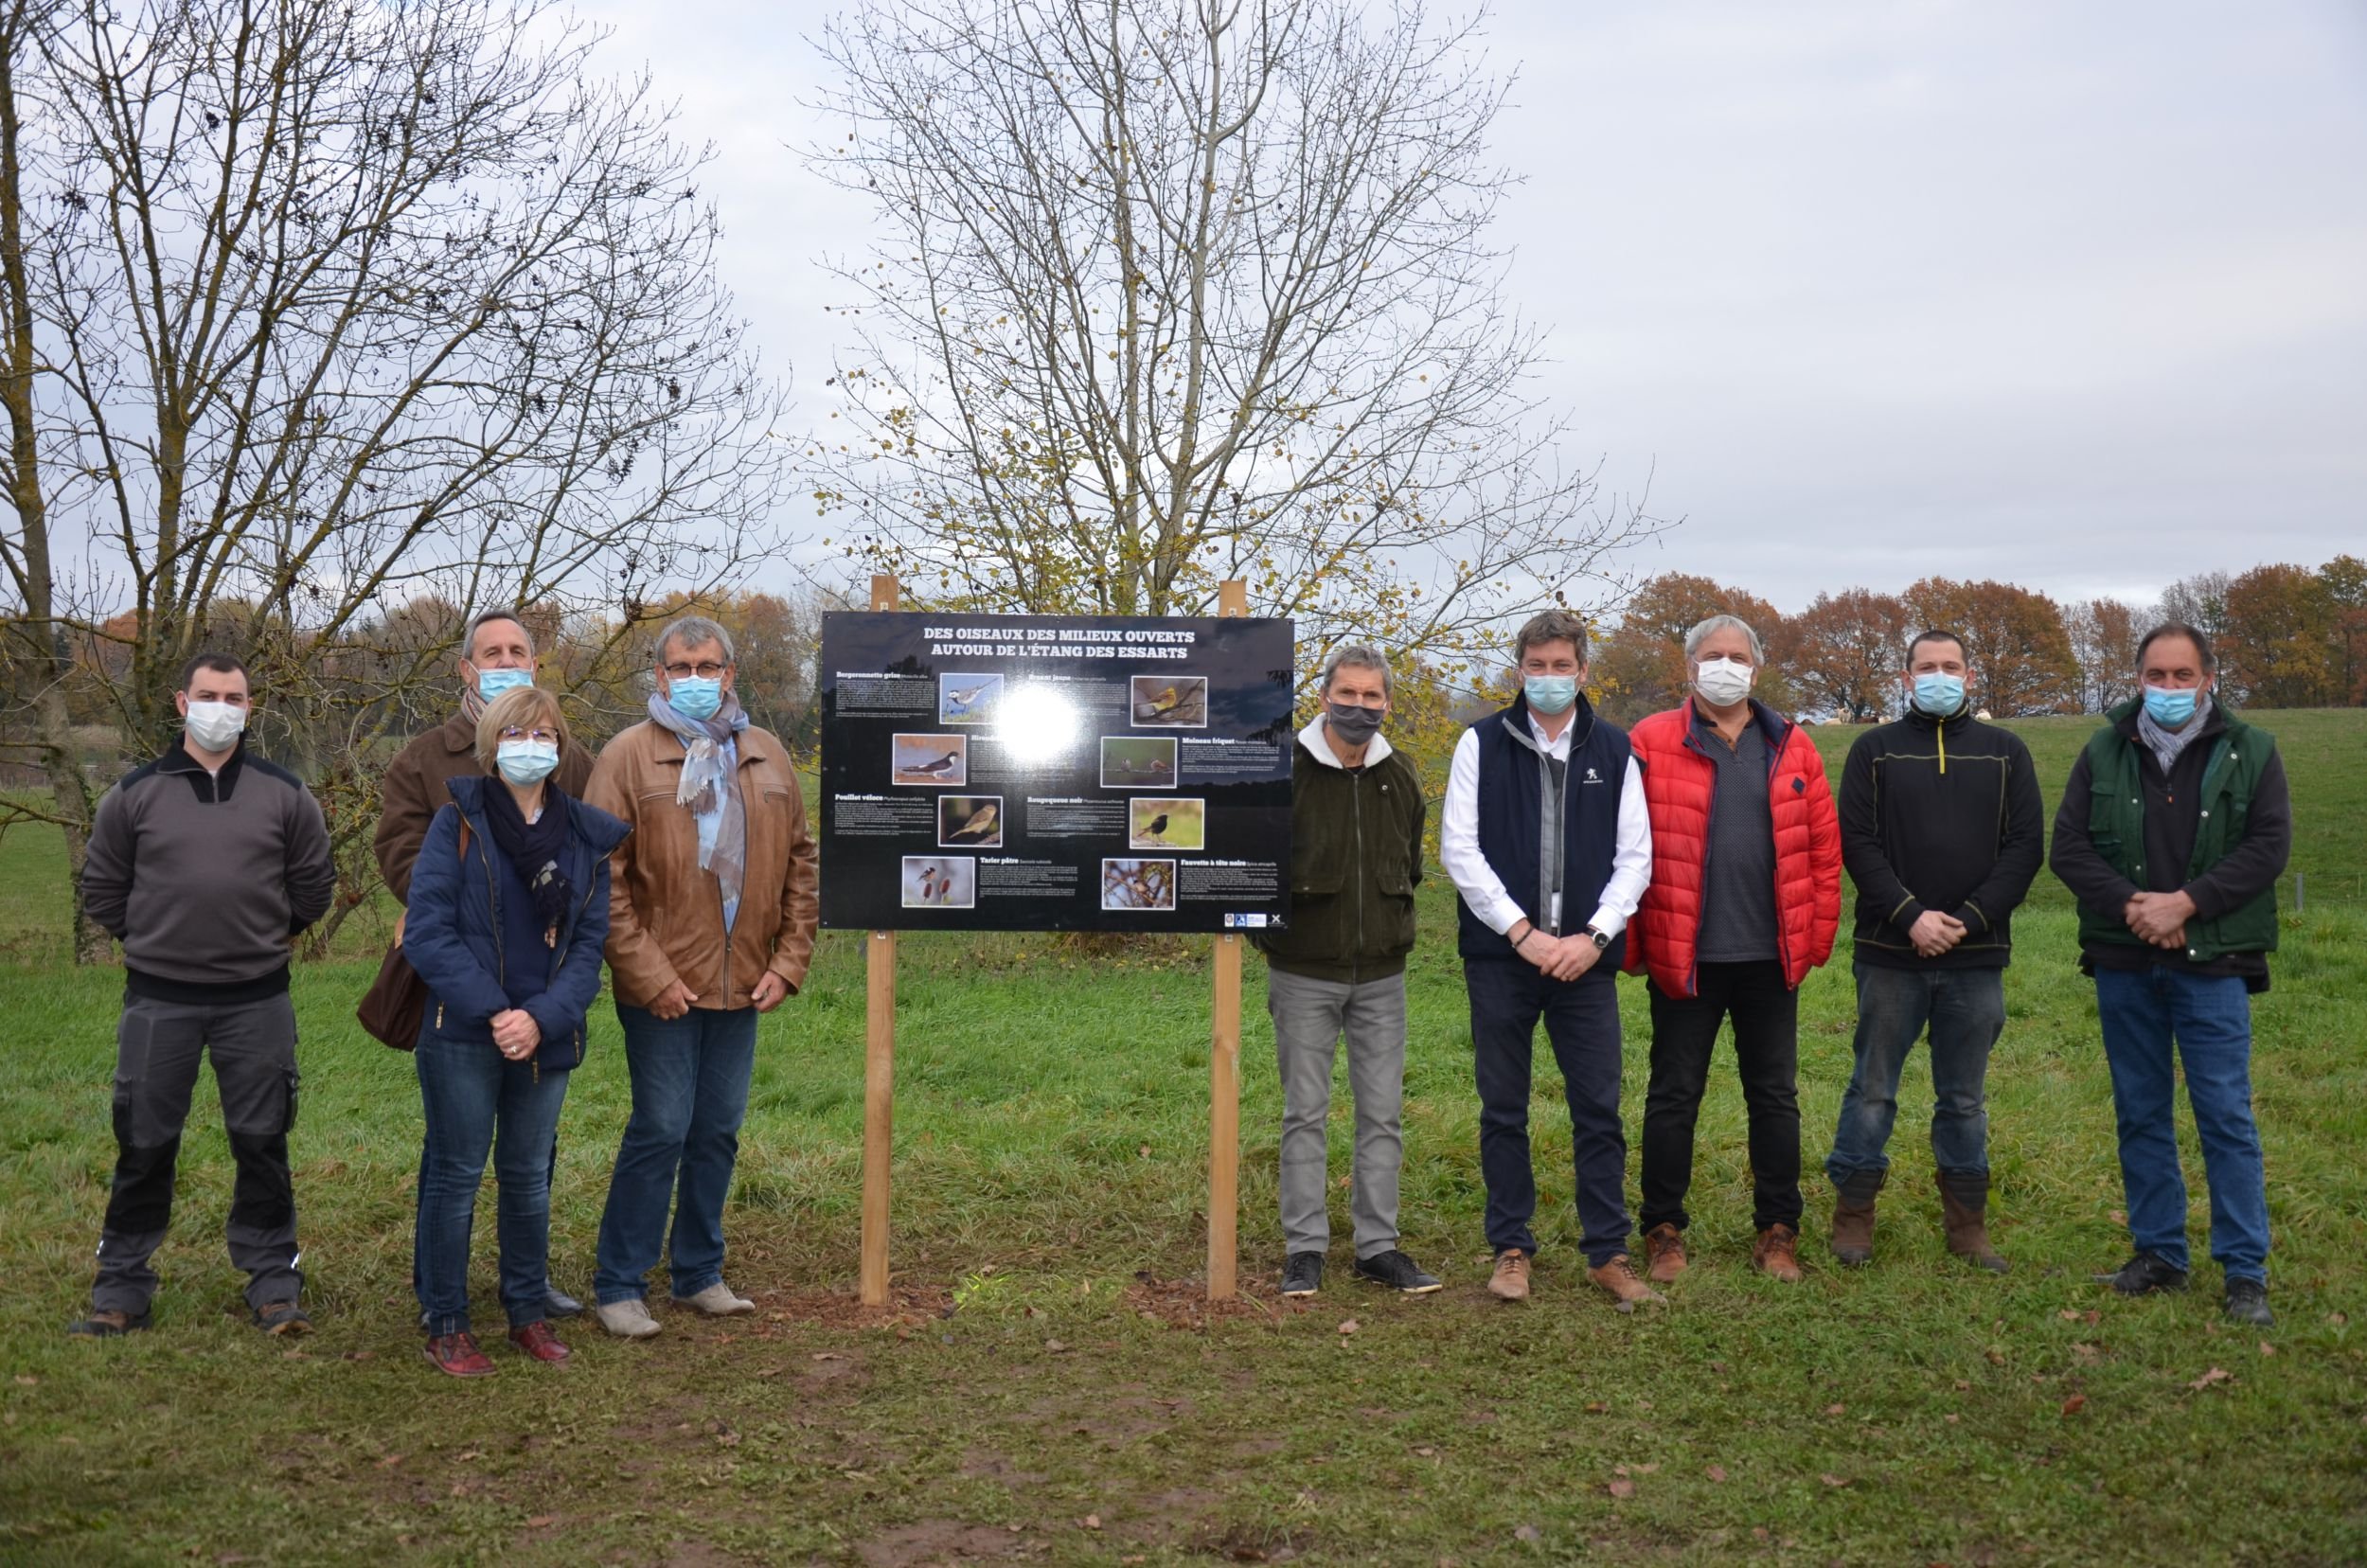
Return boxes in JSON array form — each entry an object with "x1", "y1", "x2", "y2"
[{"x1": 1253, "y1": 646, "x2": 1437, "y2": 1297}]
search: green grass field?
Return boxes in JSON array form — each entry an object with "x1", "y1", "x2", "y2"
[{"x1": 2, "y1": 711, "x2": 2363, "y2": 1564}]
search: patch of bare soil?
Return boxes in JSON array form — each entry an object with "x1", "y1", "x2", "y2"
[
  {"x1": 1124, "y1": 1272, "x2": 1281, "y2": 1329},
  {"x1": 752, "y1": 1281, "x2": 954, "y2": 1329},
  {"x1": 855, "y1": 1521, "x2": 1036, "y2": 1566}
]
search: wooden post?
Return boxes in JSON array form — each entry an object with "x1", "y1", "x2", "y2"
[
  {"x1": 862, "y1": 574, "x2": 899, "y2": 1307},
  {"x1": 1207, "y1": 579, "x2": 1250, "y2": 1301}
]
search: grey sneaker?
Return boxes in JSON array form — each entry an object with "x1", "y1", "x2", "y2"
[
  {"x1": 1279, "y1": 1252, "x2": 1325, "y2": 1297},
  {"x1": 595, "y1": 1298, "x2": 663, "y2": 1338},
  {"x1": 670, "y1": 1282, "x2": 756, "y2": 1316},
  {"x1": 1353, "y1": 1249, "x2": 1442, "y2": 1293}
]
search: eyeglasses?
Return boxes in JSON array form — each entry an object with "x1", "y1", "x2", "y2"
[
  {"x1": 662, "y1": 662, "x2": 730, "y2": 680},
  {"x1": 499, "y1": 726, "x2": 561, "y2": 744}
]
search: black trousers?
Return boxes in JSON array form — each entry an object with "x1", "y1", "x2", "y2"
[
  {"x1": 94, "y1": 992, "x2": 302, "y2": 1313},
  {"x1": 1639, "y1": 959, "x2": 1803, "y2": 1234}
]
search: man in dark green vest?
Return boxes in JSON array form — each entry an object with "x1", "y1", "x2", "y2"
[{"x1": 2050, "y1": 622, "x2": 2289, "y2": 1327}]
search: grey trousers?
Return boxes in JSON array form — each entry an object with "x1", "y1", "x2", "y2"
[
  {"x1": 92, "y1": 991, "x2": 303, "y2": 1314},
  {"x1": 1268, "y1": 966, "x2": 1408, "y2": 1260}
]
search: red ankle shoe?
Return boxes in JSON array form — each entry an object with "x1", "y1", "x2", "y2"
[
  {"x1": 507, "y1": 1321, "x2": 571, "y2": 1363},
  {"x1": 423, "y1": 1330, "x2": 497, "y2": 1378}
]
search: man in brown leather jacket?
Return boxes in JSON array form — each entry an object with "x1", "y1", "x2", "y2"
[
  {"x1": 373, "y1": 608, "x2": 595, "y2": 1320},
  {"x1": 583, "y1": 615, "x2": 820, "y2": 1338}
]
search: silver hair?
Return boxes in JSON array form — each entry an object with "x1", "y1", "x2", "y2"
[
  {"x1": 461, "y1": 608, "x2": 534, "y2": 660},
  {"x1": 1682, "y1": 613, "x2": 1764, "y2": 664},
  {"x1": 655, "y1": 614, "x2": 737, "y2": 666},
  {"x1": 1319, "y1": 643, "x2": 1393, "y2": 697}
]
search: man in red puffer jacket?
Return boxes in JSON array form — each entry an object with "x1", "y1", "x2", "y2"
[{"x1": 1626, "y1": 614, "x2": 1842, "y2": 1285}]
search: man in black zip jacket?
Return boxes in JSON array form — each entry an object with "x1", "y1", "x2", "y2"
[
  {"x1": 1253, "y1": 646, "x2": 1438, "y2": 1297},
  {"x1": 1824, "y1": 630, "x2": 2043, "y2": 1273},
  {"x1": 69, "y1": 653, "x2": 336, "y2": 1338}
]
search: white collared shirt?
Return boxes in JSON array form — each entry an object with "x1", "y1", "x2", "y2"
[{"x1": 1441, "y1": 710, "x2": 1651, "y2": 938}]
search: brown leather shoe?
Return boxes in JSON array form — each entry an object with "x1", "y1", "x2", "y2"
[
  {"x1": 1642, "y1": 1222, "x2": 1688, "y2": 1284},
  {"x1": 1586, "y1": 1255, "x2": 1666, "y2": 1312},
  {"x1": 1486, "y1": 1248, "x2": 1531, "y2": 1302},
  {"x1": 1752, "y1": 1223, "x2": 1804, "y2": 1283},
  {"x1": 507, "y1": 1321, "x2": 572, "y2": 1363},
  {"x1": 423, "y1": 1331, "x2": 497, "y2": 1379}
]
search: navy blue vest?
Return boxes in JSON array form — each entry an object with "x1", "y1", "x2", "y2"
[{"x1": 1455, "y1": 693, "x2": 1632, "y2": 964}]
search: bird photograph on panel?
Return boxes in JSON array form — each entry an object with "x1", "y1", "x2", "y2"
[
  {"x1": 890, "y1": 733, "x2": 967, "y2": 787},
  {"x1": 1128, "y1": 675, "x2": 1206, "y2": 727},
  {"x1": 1129, "y1": 797, "x2": 1204, "y2": 851}
]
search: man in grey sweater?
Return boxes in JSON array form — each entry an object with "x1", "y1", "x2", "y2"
[{"x1": 69, "y1": 653, "x2": 336, "y2": 1337}]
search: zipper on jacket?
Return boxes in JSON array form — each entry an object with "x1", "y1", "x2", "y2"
[{"x1": 1350, "y1": 771, "x2": 1365, "y2": 984}]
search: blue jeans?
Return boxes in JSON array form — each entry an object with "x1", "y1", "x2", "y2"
[
  {"x1": 595, "y1": 1004, "x2": 758, "y2": 1304},
  {"x1": 2094, "y1": 967, "x2": 2269, "y2": 1282},
  {"x1": 1465, "y1": 960, "x2": 1631, "y2": 1265},
  {"x1": 1825, "y1": 964, "x2": 2005, "y2": 1184},
  {"x1": 414, "y1": 1031, "x2": 573, "y2": 1335}
]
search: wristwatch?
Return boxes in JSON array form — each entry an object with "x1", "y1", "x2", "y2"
[{"x1": 1582, "y1": 924, "x2": 1611, "y2": 951}]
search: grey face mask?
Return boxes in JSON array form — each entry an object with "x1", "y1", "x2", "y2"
[{"x1": 1325, "y1": 702, "x2": 1384, "y2": 747}]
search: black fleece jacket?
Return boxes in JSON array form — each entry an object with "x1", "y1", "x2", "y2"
[{"x1": 1838, "y1": 705, "x2": 2044, "y2": 970}]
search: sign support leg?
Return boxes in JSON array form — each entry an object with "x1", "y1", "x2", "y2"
[{"x1": 861, "y1": 571, "x2": 900, "y2": 1310}]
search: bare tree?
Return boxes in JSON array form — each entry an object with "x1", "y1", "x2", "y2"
[
  {"x1": 2065, "y1": 597, "x2": 2150, "y2": 713},
  {"x1": 804, "y1": 0, "x2": 1661, "y2": 684},
  {"x1": 0, "y1": 0, "x2": 793, "y2": 957}
]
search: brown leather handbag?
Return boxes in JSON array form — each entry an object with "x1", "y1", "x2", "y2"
[{"x1": 355, "y1": 818, "x2": 471, "y2": 1050}]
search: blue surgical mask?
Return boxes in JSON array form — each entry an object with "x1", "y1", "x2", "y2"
[
  {"x1": 2142, "y1": 684, "x2": 2199, "y2": 728},
  {"x1": 496, "y1": 739, "x2": 560, "y2": 786},
  {"x1": 475, "y1": 666, "x2": 533, "y2": 701},
  {"x1": 1912, "y1": 673, "x2": 1966, "y2": 716},
  {"x1": 668, "y1": 675, "x2": 723, "y2": 722},
  {"x1": 1522, "y1": 675, "x2": 1577, "y2": 716}
]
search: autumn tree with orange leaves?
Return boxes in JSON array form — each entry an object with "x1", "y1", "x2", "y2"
[{"x1": 1899, "y1": 578, "x2": 2078, "y2": 717}]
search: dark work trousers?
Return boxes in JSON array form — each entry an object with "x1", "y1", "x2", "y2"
[
  {"x1": 1639, "y1": 959, "x2": 1803, "y2": 1235},
  {"x1": 1465, "y1": 958, "x2": 1632, "y2": 1265},
  {"x1": 93, "y1": 992, "x2": 303, "y2": 1314}
]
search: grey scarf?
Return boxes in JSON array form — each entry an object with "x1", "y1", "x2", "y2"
[
  {"x1": 645, "y1": 691, "x2": 751, "y2": 907},
  {"x1": 2137, "y1": 690, "x2": 2214, "y2": 778}
]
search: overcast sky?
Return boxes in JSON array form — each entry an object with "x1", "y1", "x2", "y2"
[{"x1": 580, "y1": 0, "x2": 2367, "y2": 615}]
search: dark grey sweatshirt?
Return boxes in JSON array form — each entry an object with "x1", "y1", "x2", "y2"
[{"x1": 81, "y1": 739, "x2": 337, "y2": 1002}]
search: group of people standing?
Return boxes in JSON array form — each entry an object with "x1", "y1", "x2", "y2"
[
  {"x1": 1254, "y1": 609, "x2": 2288, "y2": 1327},
  {"x1": 69, "y1": 613, "x2": 821, "y2": 1376},
  {"x1": 62, "y1": 601, "x2": 2290, "y2": 1366}
]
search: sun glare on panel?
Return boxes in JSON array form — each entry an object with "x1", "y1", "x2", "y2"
[{"x1": 994, "y1": 683, "x2": 1078, "y2": 762}]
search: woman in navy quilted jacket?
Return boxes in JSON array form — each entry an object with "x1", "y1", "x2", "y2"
[{"x1": 402, "y1": 684, "x2": 628, "y2": 1377}]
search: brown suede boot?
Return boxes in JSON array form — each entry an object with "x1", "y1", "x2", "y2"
[
  {"x1": 1642, "y1": 1222, "x2": 1688, "y2": 1284},
  {"x1": 1938, "y1": 1169, "x2": 2009, "y2": 1274},
  {"x1": 1829, "y1": 1169, "x2": 1884, "y2": 1268},
  {"x1": 1752, "y1": 1223, "x2": 1804, "y2": 1283}
]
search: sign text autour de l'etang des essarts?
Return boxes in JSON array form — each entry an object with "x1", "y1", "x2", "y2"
[
  {"x1": 819, "y1": 611, "x2": 1293, "y2": 935},
  {"x1": 922, "y1": 622, "x2": 1198, "y2": 660}
]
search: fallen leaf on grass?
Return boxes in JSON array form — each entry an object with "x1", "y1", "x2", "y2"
[
  {"x1": 1606, "y1": 1478, "x2": 1634, "y2": 1499},
  {"x1": 457, "y1": 1451, "x2": 481, "y2": 1462},
  {"x1": 1824, "y1": 1402, "x2": 1845, "y2": 1416},
  {"x1": 1121, "y1": 1558, "x2": 1147, "y2": 1565},
  {"x1": 1953, "y1": 1381, "x2": 1971, "y2": 1392},
  {"x1": 1821, "y1": 1474, "x2": 1851, "y2": 1488},
  {"x1": 2109, "y1": 1209, "x2": 2127, "y2": 1224},
  {"x1": 2071, "y1": 1343, "x2": 2101, "y2": 1361},
  {"x1": 375, "y1": 1454, "x2": 403, "y2": 1469},
  {"x1": 1514, "y1": 1524, "x2": 1541, "y2": 1541},
  {"x1": 1698, "y1": 1463, "x2": 1725, "y2": 1481},
  {"x1": 2189, "y1": 1367, "x2": 2233, "y2": 1391},
  {"x1": 811, "y1": 1351, "x2": 847, "y2": 1362},
  {"x1": 1984, "y1": 1349, "x2": 2006, "y2": 1366},
  {"x1": 12, "y1": 1375, "x2": 36, "y2": 1386},
  {"x1": 2330, "y1": 1312, "x2": 2348, "y2": 1327},
  {"x1": 1080, "y1": 1514, "x2": 1101, "y2": 1530},
  {"x1": 1043, "y1": 1340, "x2": 1069, "y2": 1353},
  {"x1": 1337, "y1": 1319, "x2": 1360, "y2": 1336},
  {"x1": 341, "y1": 1350, "x2": 374, "y2": 1363},
  {"x1": 527, "y1": 1515, "x2": 558, "y2": 1529},
  {"x1": 2060, "y1": 1395, "x2": 2087, "y2": 1416},
  {"x1": 2259, "y1": 1342, "x2": 2275, "y2": 1357},
  {"x1": 1583, "y1": 1401, "x2": 1609, "y2": 1414}
]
